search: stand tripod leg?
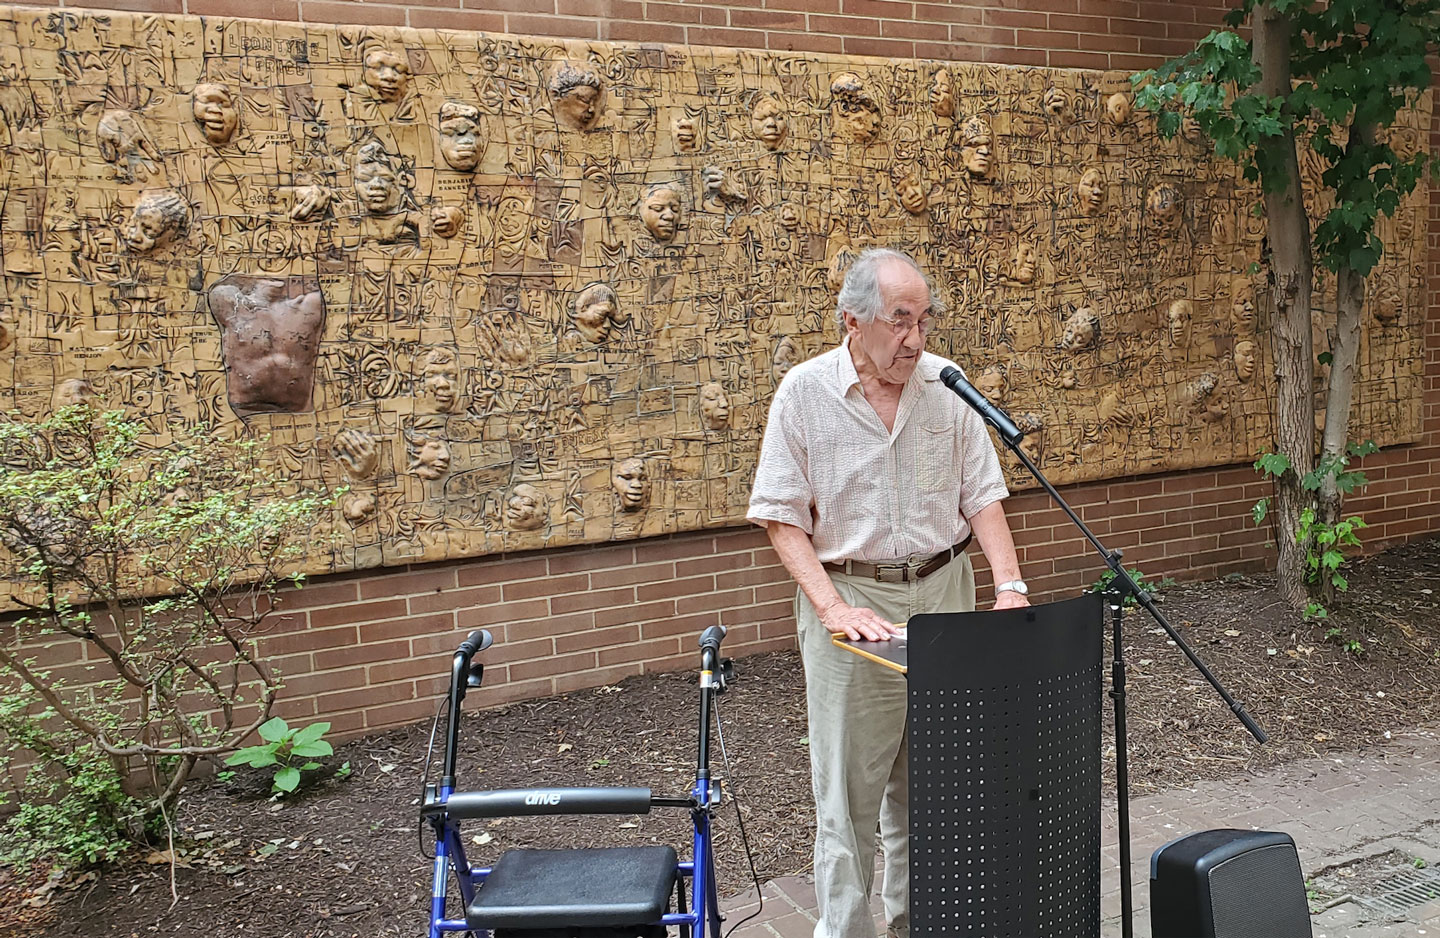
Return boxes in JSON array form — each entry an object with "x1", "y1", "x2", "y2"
[{"x1": 1108, "y1": 593, "x2": 1134, "y2": 938}]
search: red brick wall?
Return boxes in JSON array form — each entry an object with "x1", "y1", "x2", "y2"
[{"x1": 7, "y1": 0, "x2": 1440, "y2": 739}]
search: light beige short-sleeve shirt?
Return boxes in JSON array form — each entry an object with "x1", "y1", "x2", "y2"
[{"x1": 746, "y1": 339, "x2": 1009, "y2": 564}]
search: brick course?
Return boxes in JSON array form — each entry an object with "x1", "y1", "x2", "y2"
[{"x1": 5, "y1": 0, "x2": 1438, "y2": 739}]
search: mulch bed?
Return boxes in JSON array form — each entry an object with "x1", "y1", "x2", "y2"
[{"x1": 10, "y1": 535, "x2": 1440, "y2": 937}]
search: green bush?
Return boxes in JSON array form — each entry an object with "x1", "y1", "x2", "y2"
[{"x1": 0, "y1": 406, "x2": 331, "y2": 869}]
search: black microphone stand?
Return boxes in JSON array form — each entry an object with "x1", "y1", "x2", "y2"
[{"x1": 998, "y1": 436, "x2": 1269, "y2": 938}]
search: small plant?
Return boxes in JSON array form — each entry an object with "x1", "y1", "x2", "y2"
[
  {"x1": 1323, "y1": 626, "x2": 1366, "y2": 657},
  {"x1": 225, "y1": 717, "x2": 336, "y2": 794},
  {"x1": 1089, "y1": 567, "x2": 1176, "y2": 607},
  {"x1": 1252, "y1": 440, "x2": 1376, "y2": 619}
]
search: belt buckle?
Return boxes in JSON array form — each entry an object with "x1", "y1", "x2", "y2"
[{"x1": 875, "y1": 564, "x2": 907, "y2": 584}]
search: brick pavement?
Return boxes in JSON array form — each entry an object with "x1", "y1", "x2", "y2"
[{"x1": 720, "y1": 726, "x2": 1440, "y2": 938}]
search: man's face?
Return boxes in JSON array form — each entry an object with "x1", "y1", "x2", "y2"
[
  {"x1": 1012, "y1": 242, "x2": 1037, "y2": 283},
  {"x1": 976, "y1": 367, "x2": 1007, "y2": 402},
  {"x1": 438, "y1": 115, "x2": 481, "y2": 171},
  {"x1": 363, "y1": 50, "x2": 409, "y2": 103},
  {"x1": 1106, "y1": 92, "x2": 1132, "y2": 125},
  {"x1": 751, "y1": 98, "x2": 787, "y2": 150},
  {"x1": 961, "y1": 133, "x2": 992, "y2": 177},
  {"x1": 834, "y1": 98, "x2": 880, "y2": 143},
  {"x1": 1233, "y1": 341, "x2": 1257, "y2": 382},
  {"x1": 411, "y1": 438, "x2": 450, "y2": 480},
  {"x1": 1077, "y1": 169, "x2": 1104, "y2": 215},
  {"x1": 192, "y1": 84, "x2": 238, "y2": 145},
  {"x1": 126, "y1": 204, "x2": 174, "y2": 252},
  {"x1": 1231, "y1": 288, "x2": 1256, "y2": 334},
  {"x1": 425, "y1": 366, "x2": 458, "y2": 411},
  {"x1": 699, "y1": 383, "x2": 730, "y2": 429},
  {"x1": 355, "y1": 162, "x2": 400, "y2": 214},
  {"x1": 896, "y1": 176, "x2": 927, "y2": 215},
  {"x1": 845, "y1": 261, "x2": 932, "y2": 386},
  {"x1": 1167, "y1": 300, "x2": 1192, "y2": 345},
  {"x1": 930, "y1": 70, "x2": 954, "y2": 117},
  {"x1": 574, "y1": 285, "x2": 617, "y2": 343},
  {"x1": 506, "y1": 484, "x2": 547, "y2": 530},
  {"x1": 640, "y1": 188, "x2": 681, "y2": 241},
  {"x1": 555, "y1": 84, "x2": 600, "y2": 130},
  {"x1": 612, "y1": 459, "x2": 648, "y2": 511}
]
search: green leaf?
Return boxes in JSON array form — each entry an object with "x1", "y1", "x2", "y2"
[
  {"x1": 273, "y1": 766, "x2": 301, "y2": 793},
  {"x1": 300, "y1": 761, "x2": 321, "y2": 771},
  {"x1": 1255, "y1": 452, "x2": 1292, "y2": 478},
  {"x1": 1317, "y1": 351, "x2": 1333, "y2": 366},
  {"x1": 290, "y1": 740, "x2": 332, "y2": 758},
  {"x1": 1252, "y1": 498, "x2": 1270, "y2": 525},
  {"x1": 225, "y1": 747, "x2": 278, "y2": 768},
  {"x1": 290, "y1": 722, "x2": 330, "y2": 746},
  {"x1": 257, "y1": 717, "x2": 290, "y2": 744}
]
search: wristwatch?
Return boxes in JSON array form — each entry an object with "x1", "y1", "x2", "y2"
[{"x1": 996, "y1": 579, "x2": 1029, "y2": 596}]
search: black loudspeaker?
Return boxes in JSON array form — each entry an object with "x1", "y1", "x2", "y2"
[{"x1": 1150, "y1": 829, "x2": 1312, "y2": 938}]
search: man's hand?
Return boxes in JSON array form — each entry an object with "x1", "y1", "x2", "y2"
[
  {"x1": 994, "y1": 590, "x2": 1030, "y2": 610},
  {"x1": 820, "y1": 600, "x2": 902, "y2": 642}
]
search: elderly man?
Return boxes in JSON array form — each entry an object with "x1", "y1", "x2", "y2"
[{"x1": 748, "y1": 247, "x2": 1029, "y2": 938}]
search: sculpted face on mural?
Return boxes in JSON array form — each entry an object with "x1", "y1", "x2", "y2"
[
  {"x1": 332, "y1": 428, "x2": 380, "y2": 480},
  {"x1": 830, "y1": 72, "x2": 881, "y2": 143},
  {"x1": 929, "y1": 68, "x2": 955, "y2": 118},
  {"x1": 52, "y1": 378, "x2": 97, "y2": 411},
  {"x1": 362, "y1": 47, "x2": 410, "y2": 103},
  {"x1": 505, "y1": 483, "x2": 549, "y2": 531},
  {"x1": 1374, "y1": 269, "x2": 1403, "y2": 324},
  {"x1": 773, "y1": 336, "x2": 800, "y2": 381},
  {"x1": 778, "y1": 202, "x2": 801, "y2": 231},
  {"x1": 975, "y1": 364, "x2": 1008, "y2": 403},
  {"x1": 639, "y1": 183, "x2": 682, "y2": 241},
  {"x1": 1076, "y1": 168, "x2": 1105, "y2": 215},
  {"x1": 672, "y1": 115, "x2": 699, "y2": 152},
  {"x1": 342, "y1": 492, "x2": 377, "y2": 526},
  {"x1": 125, "y1": 190, "x2": 188, "y2": 253},
  {"x1": 409, "y1": 435, "x2": 451, "y2": 480},
  {"x1": 959, "y1": 116, "x2": 993, "y2": 178},
  {"x1": 422, "y1": 348, "x2": 460, "y2": 413},
  {"x1": 354, "y1": 143, "x2": 404, "y2": 215},
  {"x1": 699, "y1": 382, "x2": 731, "y2": 430},
  {"x1": 1181, "y1": 115, "x2": 1204, "y2": 143},
  {"x1": 612, "y1": 457, "x2": 649, "y2": 511},
  {"x1": 1011, "y1": 241, "x2": 1038, "y2": 284},
  {"x1": 894, "y1": 170, "x2": 927, "y2": 215},
  {"x1": 1166, "y1": 299, "x2": 1193, "y2": 347},
  {"x1": 96, "y1": 109, "x2": 159, "y2": 181},
  {"x1": 1230, "y1": 281, "x2": 1257, "y2": 335},
  {"x1": 1146, "y1": 183, "x2": 1183, "y2": 229},
  {"x1": 207, "y1": 274, "x2": 326, "y2": 417},
  {"x1": 1062, "y1": 307, "x2": 1100, "y2": 350},
  {"x1": 1105, "y1": 92, "x2": 1133, "y2": 125},
  {"x1": 1187, "y1": 372, "x2": 1228, "y2": 423},
  {"x1": 572, "y1": 281, "x2": 624, "y2": 343},
  {"x1": 192, "y1": 83, "x2": 238, "y2": 146},
  {"x1": 1233, "y1": 340, "x2": 1258, "y2": 383},
  {"x1": 549, "y1": 62, "x2": 603, "y2": 131},
  {"x1": 437, "y1": 101, "x2": 482, "y2": 171},
  {"x1": 430, "y1": 205, "x2": 464, "y2": 239},
  {"x1": 751, "y1": 94, "x2": 788, "y2": 150},
  {"x1": 1016, "y1": 412, "x2": 1045, "y2": 464}
]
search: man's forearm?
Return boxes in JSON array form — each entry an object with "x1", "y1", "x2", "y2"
[
  {"x1": 765, "y1": 520, "x2": 843, "y2": 617},
  {"x1": 764, "y1": 520, "x2": 898, "y2": 640},
  {"x1": 969, "y1": 500, "x2": 1028, "y2": 607}
]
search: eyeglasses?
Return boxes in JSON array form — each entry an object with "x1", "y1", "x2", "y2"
[{"x1": 875, "y1": 313, "x2": 937, "y2": 339}]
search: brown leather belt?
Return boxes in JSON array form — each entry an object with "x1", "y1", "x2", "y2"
[{"x1": 823, "y1": 534, "x2": 973, "y2": 584}]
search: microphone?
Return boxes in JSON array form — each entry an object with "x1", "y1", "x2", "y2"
[{"x1": 938, "y1": 366, "x2": 1024, "y2": 446}]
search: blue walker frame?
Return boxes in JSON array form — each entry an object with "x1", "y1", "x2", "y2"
[{"x1": 422, "y1": 626, "x2": 732, "y2": 938}]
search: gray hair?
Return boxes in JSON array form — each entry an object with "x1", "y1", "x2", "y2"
[{"x1": 834, "y1": 247, "x2": 946, "y2": 326}]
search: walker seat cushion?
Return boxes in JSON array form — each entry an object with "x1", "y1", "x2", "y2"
[{"x1": 467, "y1": 846, "x2": 678, "y2": 929}]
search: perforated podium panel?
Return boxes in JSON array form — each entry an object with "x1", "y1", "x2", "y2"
[{"x1": 906, "y1": 594, "x2": 1104, "y2": 938}]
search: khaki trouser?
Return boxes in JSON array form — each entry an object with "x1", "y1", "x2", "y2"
[{"x1": 796, "y1": 552, "x2": 976, "y2": 938}]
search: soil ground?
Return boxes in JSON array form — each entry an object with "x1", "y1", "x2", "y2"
[{"x1": 7, "y1": 535, "x2": 1440, "y2": 937}]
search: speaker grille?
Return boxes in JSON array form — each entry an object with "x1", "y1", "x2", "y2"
[{"x1": 1208, "y1": 844, "x2": 1310, "y2": 938}]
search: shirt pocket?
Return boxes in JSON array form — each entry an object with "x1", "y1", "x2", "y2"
[{"x1": 916, "y1": 424, "x2": 958, "y2": 494}]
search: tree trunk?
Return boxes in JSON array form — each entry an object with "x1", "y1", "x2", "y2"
[
  {"x1": 1317, "y1": 121, "x2": 1377, "y2": 538},
  {"x1": 1253, "y1": 4, "x2": 1317, "y2": 611}
]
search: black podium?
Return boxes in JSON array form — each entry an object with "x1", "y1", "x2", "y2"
[{"x1": 837, "y1": 594, "x2": 1104, "y2": 938}]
